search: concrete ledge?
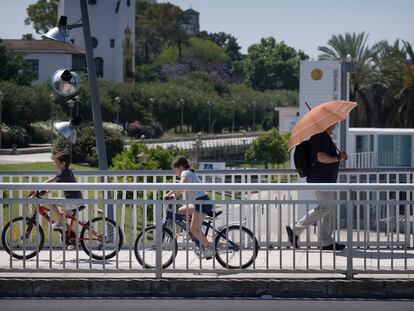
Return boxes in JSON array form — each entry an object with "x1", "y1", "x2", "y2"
[{"x1": 0, "y1": 278, "x2": 414, "y2": 298}]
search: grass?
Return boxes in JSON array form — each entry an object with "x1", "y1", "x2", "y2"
[{"x1": 0, "y1": 162, "x2": 96, "y2": 171}]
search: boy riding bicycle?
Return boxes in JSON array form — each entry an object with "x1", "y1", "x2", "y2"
[{"x1": 31, "y1": 151, "x2": 83, "y2": 231}]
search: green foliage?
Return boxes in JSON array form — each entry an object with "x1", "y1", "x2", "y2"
[
  {"x1": 245, "y1": 128, "x2": 288, "y2": 168},
  {"x1": 135, "y1": 0, "x2": 186, "y2": 64},
  {"x1": 1, "y1": 124, "x2": 31, "y2": 148},
  {"x1": 0, "y1": 46, "x2": 33, "y2": 85},
  {"x1": 27, "y1": 122, "x2": 53, "y2": 143},
  {"x1": 241, "y1": 37, "x2": 308, "y2": 91},
  {"x1": 0, "y1": 81, "x2": 52, "y2": 126},
  {"x1": 24, "y1": 0, "x2": 58, "y2": 34},
  {"x1": 112, "y1": 143, "x2": 188, "y2": 170},
  {"x1": 158, "y1": 37, "x2": 229, "y2": 65},
  {"x1": 198, "y1": 31, "x2": 243, "y2": 62},
  {"x1": 135, "y1": 63, "x2": 161, "y2": 83},
  {"x1": 53, "y1": 127, "x2": 125, "y2": 167}
]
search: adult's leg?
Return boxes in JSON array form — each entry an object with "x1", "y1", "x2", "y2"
[
  {"x1": 178, "y1": 205, "x2": 209, "y2": 248},
  {"x1": 317, "y1": 191, "x2": 336, "y2": 246},
  {"x1": 293, "y1": 191, "x2": 332, "y2": 239}
]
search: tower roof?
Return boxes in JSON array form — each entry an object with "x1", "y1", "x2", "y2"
[{"x1": 184, "y1": 8, "x2": 199, "y2": 15}]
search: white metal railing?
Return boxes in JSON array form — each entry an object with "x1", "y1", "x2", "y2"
[
  {"x1": 0, "y1": 182, "x2": 413, "y2": 278},
  {"x1": 348, "y1": 152, "x2": 376, "y2": 168}
]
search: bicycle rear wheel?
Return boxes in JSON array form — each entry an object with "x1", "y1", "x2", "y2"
[
  {"x1": 1, "y1": 217, "x2": 44, "y2": 260},
  {"x1": 214, "y1": 225, "x2": 259, "y2": 269},
  {"x1": 134, "y1": 225, "x2": 177, "y2": 269},
  {"x1": 80, "y1": 217, "x2": 123, "y2": 260}
]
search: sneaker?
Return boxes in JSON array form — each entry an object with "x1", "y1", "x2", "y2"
[
  {"x1": 286, "y1": 225, "x2": 299, "y2": 249},
  {"x1": 66, "y1": 244, "x2": 76, "y2": 251},
  {"x1": 202, "y1": 245, "x2": 214, "y2": 260},
  {"x1": 322, "y1": 243, "x2": 346, "y2": 251},
  {"x1": 52, "y1": 222, "x2": 64, "y2": 230},
  {"x1": 193, "y1": 245, "x2": 202, "y2": 258}
]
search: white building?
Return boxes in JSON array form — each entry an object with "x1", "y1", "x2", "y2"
[
  {"x1": 58, "y1": 0, "x2": 135, "y2": 83},
  {"x1": 0, "y1": 39, "x2": 85, "y2": 85},
  {"x1": 297, "y1": 60, "x2": 414, "y2": 169},
  {"x1": 181, "y1": 8, "x2": 200, "y2": 35}
]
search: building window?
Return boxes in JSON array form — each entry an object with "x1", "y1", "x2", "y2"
[
  {"x1": 88, "y1": 0, "x2": 97, "y2": 4},
  {"x1": 110, "y1": 39, "x2": 115, "y2": 48},
  {"x1": 95, "y1": 57, "x2": 104, "y2": 77},
  {"x1": 115, "y1": 0, "x2": 120, "y2": 14},
  {"x1": 378, "y1": 135, "x2": 412, "y2": 167},
  {"x1": 24, "y1": 59, "x2": 39, "y2": 80},
  {"x1": 72, "y1": 54, "x2": 86, "y2": 71},
  {"x1": 127, "y1": 0, "x2": 130, "y2": 6},
  {"x1": 91, "y1": 36, "x2": 98, "y2": 49}
]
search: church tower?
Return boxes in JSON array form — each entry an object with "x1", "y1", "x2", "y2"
[{"x1": 58, "y1": 0, "x2": 136, "y2": 83}]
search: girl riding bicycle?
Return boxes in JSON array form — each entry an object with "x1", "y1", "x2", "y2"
[{"x1": 163, "y1": 156, "x2": 214, "y2": 259}]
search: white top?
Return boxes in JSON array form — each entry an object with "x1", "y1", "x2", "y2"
[{"x1": 181, "y1": 170, "x2": 207, "y2": 200}]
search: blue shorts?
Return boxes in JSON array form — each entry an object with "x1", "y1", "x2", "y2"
[{"x1": 194, "y1": 195, "x2": 213, "y2": 215}]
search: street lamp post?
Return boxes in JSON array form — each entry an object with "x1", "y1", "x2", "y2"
[
  {"x1": 49, "y1": 93, "x2": 56, "y2": 143},
  {"x1": 231, "y1": 100, "x2": 236, "y2": 133},
  {"x1": 180, "y1": 99, "x2": 184, "y2": 134},
  {"x1": 207, "y1": 101, "x2": 212, "y2": 133},
  {"x1": 74, "y1": 95, "x2": 80, "y2": 116},
  {"x1": 114, "y1": 96, "x2": 121, "y2": 125},
  {"x1": 0, "y1": 91, "x2": 3, "y2": 149},
  {"x1": 67, "y1": 99, "x2": 75, "y2": 119},
  {"x1": 252, "y1": 101, "x2": 256, "y2": 131}
]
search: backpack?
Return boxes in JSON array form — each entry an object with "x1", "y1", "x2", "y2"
[{"x1": 293, "y1": 140, "x2": 316, "y2": 178}]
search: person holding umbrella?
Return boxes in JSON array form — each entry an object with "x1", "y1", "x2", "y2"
[{"x1": 286, "y1": 100, "x2": 357, "y2": 251}]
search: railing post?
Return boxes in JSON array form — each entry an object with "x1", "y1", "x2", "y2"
[
  {"x1": 155, "y1": 200, "x2": 163, "y2": 278},
  {"x1": 346, "y1": 189, "x2": 354, "y2": 279}
]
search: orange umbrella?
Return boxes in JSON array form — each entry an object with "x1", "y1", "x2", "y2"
[{"x1": 288, "y1": 100, "x2": 357, "y2": 151}]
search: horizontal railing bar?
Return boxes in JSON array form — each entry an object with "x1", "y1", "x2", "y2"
[
  {"x1": 0, "y1": 168, "x2": 412, "y2": 176},
  {"x1": 1, "y1": 182, "x2": 413, "y2": 191},
  {"x1": 0, "y1": 198, "x2": 351, "y2": 206}
]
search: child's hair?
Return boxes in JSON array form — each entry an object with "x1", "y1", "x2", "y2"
[
  {"x1": 172, "y1": 156, "x2": 194, "y2": 172},
  {"x1": 53, "y1": 151, "x2": 71, "y2": 168}
]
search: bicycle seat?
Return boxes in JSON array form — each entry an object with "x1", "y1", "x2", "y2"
[
  {"x1": 70, "y1": 205, "x2": 86, "y2": 216},
  {"x1": 206, "y1": 210, "x2": 222, "y2": 218}
]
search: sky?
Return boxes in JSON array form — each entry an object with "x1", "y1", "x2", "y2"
[{"x1": 1, "y1": 0, "x2": 413, "y2": 59}]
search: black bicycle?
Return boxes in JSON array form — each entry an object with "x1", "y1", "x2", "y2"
[{"x1": 134, "y1": 199, "x2": 259, "y2": 269}]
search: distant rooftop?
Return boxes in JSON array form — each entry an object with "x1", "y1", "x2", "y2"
[
  {"x1": 0, "y1": 39, "x2": 85, "y2": 54},
  {"x1": 349, "y1": 128, "x2": 414, "y2": 133},
  {"x1": 184, "y1": 8, "x2": 199, "y2": 15}
]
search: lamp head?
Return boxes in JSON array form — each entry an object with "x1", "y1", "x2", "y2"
[{"x1": 51, "y1": 69, "x2": 81, "y2": 97}]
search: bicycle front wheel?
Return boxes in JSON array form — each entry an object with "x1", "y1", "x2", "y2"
[
  {"x1": 215, "y1": 225, "x2": 259, "y2": 269},
  {"x1": 134, "y1": 225, "x2": 177, "y2": 269},
  {"x1": 1, "y1": 217, "x2": 44, "y2": 260},
  {"x1": 80, "y1": 217, "x2": 123, "y2": 260}
]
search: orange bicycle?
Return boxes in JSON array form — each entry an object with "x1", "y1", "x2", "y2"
[{"x1": 1, "y1": 191, "x2": 123, "y2": 260}]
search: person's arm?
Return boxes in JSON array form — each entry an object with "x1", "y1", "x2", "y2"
[
  {"x1": 30, "y1": 176, "x2": 58, "y2": 195},
  {"x1": 317, "y1": 152, "x2": 347, "y2": 163},
  {"x1": 164, "y1": 176, "x2": 189, "y2": 199}
]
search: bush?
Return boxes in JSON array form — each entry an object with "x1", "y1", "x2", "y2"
[
  {"x1": 26, "y1": 122, "x2": 53, "y2": 143},
  {"x1": 53, "y1": 127, "x2": 125, "y2": 167},
  {"x1": 1, "y1": 124, "x2": 30, "y2": 148},
  {"x1": 126, "y1": 120, "x2": 163, "y2": 139},
  {"x1": 112, "y1": 143, "x2": 188, "y2": 170}
]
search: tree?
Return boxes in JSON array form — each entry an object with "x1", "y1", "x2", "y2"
[
  {"x1": 21, "y1": 34, "x2": 34, "y2": 40},
  {"x1": 241, "y1": 37, "x2": 308, "y2": 91},
  {"x1": 135, "y1": 0, "x2": 187, "y2": 65},
  {"x1": 0, "y1": 46, "x2": 32, "y2": 85},
  {"x1": 245, "y1": 128, "x2": 288, "y2": 168},
  {"x1": 318, "y1": 32, "x2": 371, "y2": 101},
  {"x1": 199, "y1": 31, "x2": 243, "y2": 62},
  {"x1": 24, "y1": 0, "x2": 58, "y2": 35}
]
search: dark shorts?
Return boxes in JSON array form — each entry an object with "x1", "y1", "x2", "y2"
[{"x1": 194, "y1": 195, "x2": 213, "y2": 215}]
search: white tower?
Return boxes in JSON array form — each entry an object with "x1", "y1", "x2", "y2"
[{"x1": 58, "y1": 0, "x2": 135, "y2": 83}]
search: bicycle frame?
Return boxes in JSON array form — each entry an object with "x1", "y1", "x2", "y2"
[{"x1": 29, "y1": 199, "x2": 102, "y2": 242}]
